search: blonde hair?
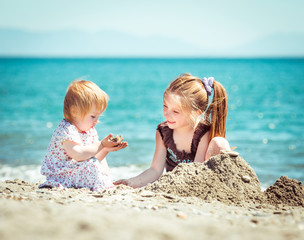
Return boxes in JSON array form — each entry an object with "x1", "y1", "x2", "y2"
[
  {"x1": 63, "y1": 80, "x2": 109, "y2": 123},
  {"x1": 164, "y1": 73, "x2": 227, "y2": 142}
]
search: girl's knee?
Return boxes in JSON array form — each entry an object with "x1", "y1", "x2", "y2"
[
  {"x1": 205, "y1": 137, "x2": 230, "y2": 160},
  {"x1": 209, "y1": 137, "x2": 230, "y2": 150}
]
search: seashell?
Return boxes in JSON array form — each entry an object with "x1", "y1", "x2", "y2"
[
  {"x1": 242, "y1": 175, "x2": 251, "y2": 183},
  {"x1": 227, "y1": 151, "x2": 239, "y2": 157},
  {"x1": 220, "y1": 149, "x2": 228, "y2": 154},
  {"x1": 109, "y1": 135, "x2": 123, "y2": 144}
]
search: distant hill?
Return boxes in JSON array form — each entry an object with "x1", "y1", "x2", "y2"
[
  {"x1": 0, "y1": 28, "x2": 209, "y2": 57},
  {"x1": 0, "y1": 28, "x2": 303, "y2": 57},
  {"x1": 225, "y1": 33, "x2": 304, "y2": 57}
]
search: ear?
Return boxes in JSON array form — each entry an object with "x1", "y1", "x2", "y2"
[{"x1": 70, "y1": 105, "x2": 79, "y2": 121}]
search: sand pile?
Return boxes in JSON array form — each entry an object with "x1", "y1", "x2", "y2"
[
  {"x1": 145, "y1": 154, "x2": 304, "y2": 208},
  {"x1": 145, "y1": 154, "x2": 264, "y2": 206},
  {"x1": 264, "y1": 176, "x2": 304, "y2": 207}
]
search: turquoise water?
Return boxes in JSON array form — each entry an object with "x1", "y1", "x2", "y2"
[{"x1": 0, "y1": 58, "x2": 303, "y2": 187}]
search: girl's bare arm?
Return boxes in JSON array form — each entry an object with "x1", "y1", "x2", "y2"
[
  {"x1": 193, "y1": 131, "x2": 210, "y2": 162},
  {"x1": 114, "y1": 130, "x2": 167, "y2": 188}
]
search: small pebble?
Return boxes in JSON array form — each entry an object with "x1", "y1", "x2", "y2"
[
  {"x1": 176, "y1": 212, "x2": 187, "y2": 219},
  {"x1": 242, "y1": 176, "x2": 251, "y2": 183},
  {"x1": 139, "y1": 191, "x2": 155, "y2": 197},
  {"x1": 250, "y1": 219, "x2": 258, "y2": 224},
  {"x1": 162, "y1": 194, "x2": 175, "y2": 200},
  {"x1": 273, "y1": 211, "x2": 283, "y2": 215},
  {"x1": 91, "y1": 194, "x2": 104, "y2": 198}
]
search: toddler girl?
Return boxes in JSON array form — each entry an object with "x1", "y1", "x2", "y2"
[
  {"x1": 40, "y1": 80, "x2": 127, "y2": 191},
  {"x1": 115, "y1": 73, "x2": 231, "y2": 188}
]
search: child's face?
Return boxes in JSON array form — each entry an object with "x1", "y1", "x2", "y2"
[
  {"x1": 73, "y1": 105, "x2": 103, "y2": 132},
  {"x1": 163, "y1": 94, "x2": 192, "y2": 130}
]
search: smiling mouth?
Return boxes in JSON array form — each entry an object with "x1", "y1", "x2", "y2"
[{"x1": 167, "y1": 120, "x2": 176, "y2": 124}]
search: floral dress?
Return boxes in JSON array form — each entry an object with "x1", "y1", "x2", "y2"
[{"x1": 39, "y1": 119, "x2": 113, "y2": 191}]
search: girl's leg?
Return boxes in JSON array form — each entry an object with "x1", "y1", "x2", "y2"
[{"x1": 205, "y1": 137, "x2": 231, "y2": 160}]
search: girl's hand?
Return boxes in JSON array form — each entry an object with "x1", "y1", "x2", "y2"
[
  {"x1": 101, "y1": 134, "x2": 120, "y2": 148},
  {"x1": 103, "y1": 141, "x2": 128, "y2": 153},
  {"x1": 113, "y1": 179, "x2": 138, "y2": 188},
  {"x1": 95, "y1": 138, "x2": 128, "y2": 161}
]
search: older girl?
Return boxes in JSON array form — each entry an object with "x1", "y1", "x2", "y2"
[{"x1": 115, "y1": 73, "x2": 231, "y2": 188}]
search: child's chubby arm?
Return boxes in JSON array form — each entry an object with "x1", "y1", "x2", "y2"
[
  {"x1": 62, "y1": 134, "x2": 120, "y2": 162},
  {"x1": 95, "y1": 140, "x2": 128, "y2": 161},
  {"x1": 114, "y1": 130, "x2": 166, "y2": 188}
]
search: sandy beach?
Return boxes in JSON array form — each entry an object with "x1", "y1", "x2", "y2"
[{"x1": 1, "y1": 154, "x2": 304, "y2": 240}]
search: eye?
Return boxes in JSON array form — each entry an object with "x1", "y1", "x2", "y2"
[
  {"x1": 173, "y1": 110, "x2": 179, "y2": 114},
  {"x1": 163, "y1": 104, "x2": 168, "y2": 109},
  {"x1": 91, "y1": 115, "x2": 96, "y2": 119}
]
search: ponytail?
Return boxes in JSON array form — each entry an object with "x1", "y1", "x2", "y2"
[
  {"x1": 206, "y1": 81, "x2": 227, "y2": 142},
  {"x1": 164, "y1": 73, "x2": 227, "y2": 142}
]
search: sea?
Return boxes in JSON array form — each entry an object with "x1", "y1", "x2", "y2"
[{"x1": 0, "y1": 58, "x2": 303, "y2": 189}]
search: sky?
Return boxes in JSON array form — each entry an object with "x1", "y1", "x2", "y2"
[{"x1": 0, "y1": 0, "x2": 304, "y2": 56}]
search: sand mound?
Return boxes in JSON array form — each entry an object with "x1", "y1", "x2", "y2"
[
  {"x1": 145, "y1": 154, "x2": 264, "y2": 206},
  {"x1": 264, "y1": 176, "x2": 304, "y2": 207},
  {"x1": 145, "y1": 154, "x2": 304, "y2": 208}
]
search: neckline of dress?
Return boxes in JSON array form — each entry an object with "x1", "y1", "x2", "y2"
[{"x1": 168, "y1": 125, "x2": 198, "y2": 157}]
